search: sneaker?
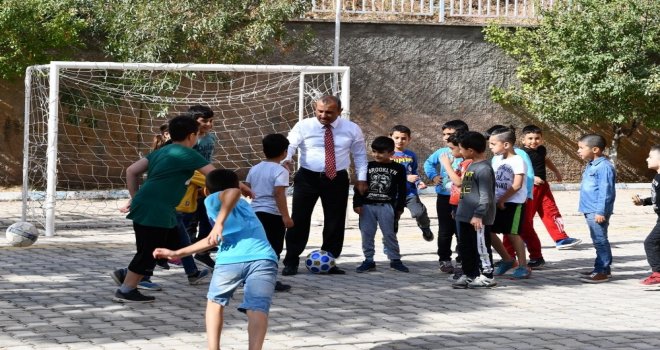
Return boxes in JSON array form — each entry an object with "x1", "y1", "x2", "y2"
[
  {"x1": 194, "y1": 253, "x2": 215, "y2": 269},
  {"x1": 580, "y1": 270, "x2": 612, "y2": 278},
  {"x1": 156, "y1": 260, "x2": 170, "y2": 270},
  {"x1": 494, "y1": 260, "x2": 515, "y2": 276},
  {"x1": 282, "y1": 265, "x2": 298, "y2": 276},
  {"x1": 556, "y1": 237, "x2": 582, "y2": 250},
  {"x1": 187, "y1": 269, "x2": 210, "y2": 285},
  {"x1": 468, "y1": 275, "x2": 497, "y2": 288},
  {"x1": 640, "y1": 272, "x2": 660, "y2": 286},
  {"x1": 110, "y1": 268, "x2": 126, "y2": 286},
  {"x1": 439, "y1": 260, "x2": 454, "y2": 274},
  {"x1": 512, "y1": 266, "x2": 531, "y2": 279},
  {"x1": 421, "y1": 228, "x2": 434, "y2": 242},
  {"x1": 113, "y1": 289, "x2": 155, "y2": 303},
  {"x1": 580, "y1": 272, "x2": 610, "y2": 283},
  {"x1": 447, "y1": 266, "x2": 464, "y2": 282},
  {"x1": 451, "y1": 275, "x2": 471, "y2": 289},
  {"x1": 528, "y1": 257, "x2": 546, "y2": 270},
  {"x1": 138, "y1": 279, "x2": 162, "y2": 291},
  {"x1": 356, "y1": 260, "x2": 376, "y2": 273},
  {"x1": 390, "y1": 260, "x2": 409, "y2": 273},
  {"x1": 274, "y1": 281, "x2": 292, "y2": 292}
]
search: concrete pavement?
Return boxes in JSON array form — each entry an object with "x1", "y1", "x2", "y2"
[{"x1": 1, "y1": 188, "x2": 659, "y2": 349}]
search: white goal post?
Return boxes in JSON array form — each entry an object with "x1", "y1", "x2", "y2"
[{"x1": 23, "y1": 62, "x2": 350, "y2": 236}]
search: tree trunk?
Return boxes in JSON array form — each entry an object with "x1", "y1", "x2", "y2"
[{"x1": 610, "y1": 125, "x2": 622, "y2": 166}]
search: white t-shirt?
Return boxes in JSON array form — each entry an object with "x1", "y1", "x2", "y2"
[
  {"x1": 246, "y1": 161, "x2": 290, "y2": 215},
  {"x1": 492, "y1": 154, "x2": 528, "y2": 204}
]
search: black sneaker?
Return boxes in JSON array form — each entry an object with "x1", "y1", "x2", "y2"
[
  {"x1": 156, "y1": 260, "x2": 170, "y2": 270},
  {"x1": 528, "y1": 257, "x2": 546, "y2": 270},
  {"x1": 421, "y1": 228, "x2": 434, "y2": 242},
  {"x1": 274, "y1": 281, "x2": 291, "y2": 292},
  {"x1": 356, "y1": 260, "x2": 376, "y2": 273},
  {"x1": 110, "y1": 268, "x2": 126, "y2": 286},
  {"x1": 113, "y1": 289, "x2": 155, "y2": 303},
  {"x1": 390, "y1": 260, "x2": 410, "y2": 273},
  {"x1": 282, "y1": 265, "x2": 298, "y2": 276},
  {"x1": 327, "y1": 266, "x2": 346, "y2": 275},
  {"x1": 194, "y1": 253, "x2": 215, "y2": 269}
]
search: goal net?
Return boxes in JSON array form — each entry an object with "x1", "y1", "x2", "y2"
[{"x1": 23, "y1": 62, "x2": 350, "y2": 236}]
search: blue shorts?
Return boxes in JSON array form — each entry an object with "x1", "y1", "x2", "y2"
[{"x1": 207, "y1": 259, "x2": 277, "y2": 314}]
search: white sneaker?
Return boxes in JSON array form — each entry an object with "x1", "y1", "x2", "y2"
[
  {"x1": 451, "y1": 275, "x2": 470, "y2": 289},
  {"x1": 468, "y1": 275, "x2": 497, "y2": 288}
]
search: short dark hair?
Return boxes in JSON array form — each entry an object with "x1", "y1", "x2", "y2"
[
  {"x1": 522, "y1": 125, "x2": 543, "y2": 135},
  {"x1": 651, "y1": 145, "x2": 660, "y2": 153},
  {"x1": 371, "y1": 136, "x2": 395, "y2": 153},
  {"x1": 459, "y1": 131, "x2": 487, "y2": 153},
  {"x1": 168, "y1": 115, "x2": 199, "y2": 142},
  {"x1": 205, "y1": 169, "x2": 239, "y2": 193},
  {"x1": 489, "y1": 126, "x2": 516, "y2": 145},
  {"x1": 316, "y1": 95, "x2": 342, "y2": 110},
  {"x1": 262, "y1": 133, "x2": 289, "y2": 159},
  {"x1": 441, "y1": 120, "x2": 469, "y2": 133},
  {"x1": 390, "y1": 125, "x2": 411, "y2": 137},
  {"x1": 188, "y1": 104, "x2": 214, "y2": 119},
  {"x1": 579, "y1": 134, "x2": 607, "y2": 150},
  {"x1": 446, "y1": 130, "x2": 465, "y2": 146},
  {"x1": 484, "y1": 124, "x2": 506, "y2": 138}
]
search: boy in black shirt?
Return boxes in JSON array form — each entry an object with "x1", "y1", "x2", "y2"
[
  {"x1": 633, "y1": 145, "x2": 660, "y2": 286},
  {"x1": 354, "y1": 136, "x2": 409, "y2": 273}
]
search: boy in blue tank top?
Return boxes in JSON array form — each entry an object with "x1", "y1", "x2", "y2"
[{"x1": 154, "y1": 169, "x2": 277, "y2": 350}]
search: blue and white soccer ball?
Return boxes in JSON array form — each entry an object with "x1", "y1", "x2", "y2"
[
  {"x1": 5, "y1": 221, "x2": 39, "y2": 247},
  {"x1": 305, "y1": 249, "x2": 336, "y2": 274}
]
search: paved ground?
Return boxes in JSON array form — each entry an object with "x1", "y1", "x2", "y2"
[{"x1": 1, "y1": 188, "x2": 659, "y2": 350}]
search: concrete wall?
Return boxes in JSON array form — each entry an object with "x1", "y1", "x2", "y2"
[{"x1": 0, "y1": 22, "x2": 655, "y2": 187}]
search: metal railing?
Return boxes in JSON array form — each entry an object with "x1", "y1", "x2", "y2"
[{"x1": 309, "y1": 0, "x2": 556, "y2": 22}]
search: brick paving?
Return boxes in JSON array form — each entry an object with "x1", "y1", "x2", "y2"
[{"x1": 1, "y1": 188, "x2": 659, "y2": 349}]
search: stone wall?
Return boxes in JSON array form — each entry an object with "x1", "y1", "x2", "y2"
[{"x1": 0, "y1": 22, "x2": 656, "y2": 187}]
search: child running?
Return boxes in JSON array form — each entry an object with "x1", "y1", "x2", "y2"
[
  {"x1": 390, "y1": 125, "x2": 434, "y2": 241},
  {"x1": 632, "y1": 145, "x2": 660, "y2": 286},
  {"x1": 154, "y1": 169, "x2": 278, "y2": 350},
  {"x1": 488, "y1": 127, "x2": 531, "y2": 279}
]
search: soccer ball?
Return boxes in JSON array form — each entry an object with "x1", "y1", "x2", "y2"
[
  {"x1": 5, "y1": 221, "x2": 39, "y2": 247},
  {"x1": 305, "y1": 249, "x2": 336, "y2": 274}
]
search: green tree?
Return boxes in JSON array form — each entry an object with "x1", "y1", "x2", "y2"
[
  {"x1": 0, "y1": 0, "x2": 88, "y2": 79},
  {"x1": 484, "y1": 0, "x2": 660, "y2": 164},
  {"x1": 0, "y1": 0, "x2": 311, "y2": 80}
]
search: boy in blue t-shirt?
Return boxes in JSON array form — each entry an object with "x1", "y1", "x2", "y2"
[
  {"x1": 390, "y1": 125, "x2": 433, "y2": 241},
  {"x1": 577, "y1": 134, "x2": 616, "y2": 283},
  {"x1": 423, "y1": 120, "x2": 469, "y2": 274},
  {"x1": 246, "y1": 133, "x2": 294, "y2": 292},
  {"x1": 154, "y1": 169, "x2": 277, "y2": 350}
]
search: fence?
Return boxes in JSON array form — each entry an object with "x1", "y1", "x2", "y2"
[{"x1": 310, "y1": 0, "x2": 556, "y2": 22}]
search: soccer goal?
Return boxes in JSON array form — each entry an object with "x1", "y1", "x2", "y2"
[{"x1": 23, "y1": 62, "x2": 350, "y2": 236}]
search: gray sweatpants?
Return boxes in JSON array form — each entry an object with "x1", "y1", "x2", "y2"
[
  {"x1": 405, "y1": 194, "x2": 431, "y2": 229},
  {"x1": 359, "y1": 203, "x2": 401, "y2": 260}
]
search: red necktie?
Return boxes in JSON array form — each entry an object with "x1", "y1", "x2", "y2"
[{"x1": 324, "y1": 125, "x2": 337, "y2": 179}]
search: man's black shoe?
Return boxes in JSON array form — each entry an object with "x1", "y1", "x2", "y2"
[
  {"x1": 327, "y1": 266, "x2": 346, "y2": 275},
  {"x1": 282, "y1": 265, "x2": 298, "y2": 276},
  {"x1": 274, "y1": 281, "x2": 292, "y2": 292}
]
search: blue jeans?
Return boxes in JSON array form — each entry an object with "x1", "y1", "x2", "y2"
[
  {"x1": 176, "y1": 213, "x2": 200, "y2": 275},
  {"x1": 584, "y1": 213, "x2": 612, "y2": 273},
  {"x1": 207, "y1": 260, "x2": 277, "y2": 314}
]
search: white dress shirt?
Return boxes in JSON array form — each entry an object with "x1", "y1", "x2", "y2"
[{"x1": 286, "y1": 117, "x2": 368, "y2": 181}]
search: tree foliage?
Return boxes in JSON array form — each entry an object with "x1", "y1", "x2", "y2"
[
  {"x1": 484, "y1": 0, "x2": 660, "y2": 162},
  {"x1": 0, "y1": 0, "x2": 311, "y2": 80}
]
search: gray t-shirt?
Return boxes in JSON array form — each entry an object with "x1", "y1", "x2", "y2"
[
  {"x1": 455, "y1": 160, "x2": 496, "y2": 225},
  {"x1": 246, "y1": 161, "x2": 290, "y2": 215}
]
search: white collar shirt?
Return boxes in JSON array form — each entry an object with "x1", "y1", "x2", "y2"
[{"x1": 286, "y1": 117, "x2": 368, "y2": 181}]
